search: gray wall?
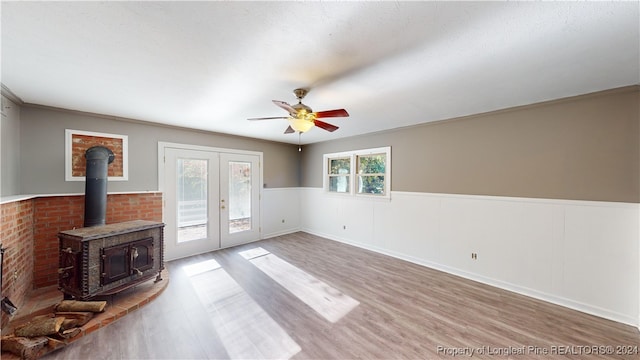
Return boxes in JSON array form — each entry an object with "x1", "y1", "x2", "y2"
[
  {"x1": 8, "y1": 86, "x2": 640, "y2": 202},
  {"x1": 1, "y1": 95, "x2": 21, "y2": 196},
  {"x1": 18, "y1": 106, "x2": 300, "y2": 195},
  {"x1": 302, "y1": 86, "x2": 640, "y2": 203}
]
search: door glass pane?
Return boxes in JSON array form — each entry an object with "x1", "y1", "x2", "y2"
[
  {"x1": 228, "y1": 161, "x2": 251, "y2": 234},
  {"x1": 177, "y1": 158, "x2": 208, "y2": 243}
]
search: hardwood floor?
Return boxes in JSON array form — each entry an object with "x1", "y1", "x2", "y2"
[{"x1": 43, "y1": 232, "x2": 639, "y2": 359}]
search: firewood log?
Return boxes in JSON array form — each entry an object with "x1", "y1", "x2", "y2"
[
  {"x1": 1, "y1": 335, "x2": 48, "y2": 360},
  {"x1": 30, "y1": 313, "x2": 54, "y2": 321},
  {"x1": 14, "y1": 317, "x2": 65, "y2": 337},
  {"x1": 55, "y1": 300, "x2": 106, "y2": 313},
  {"x1": 55, "y1": 311, "x2": 94, "y2": 329},
  {"x1": 56, "y1": 327, "x2": 81, "y2": 339},
  {"x1": 46, "y1": 336, "x2": 66, "y2": 350}
]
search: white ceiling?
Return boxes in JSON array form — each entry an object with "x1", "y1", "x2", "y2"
[{"x1": 2, "y1": 1, "x2": 639, "y2": 145}]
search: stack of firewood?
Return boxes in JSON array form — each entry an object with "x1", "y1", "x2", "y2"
[{"x1": 1, "y1": 300, "x2": 106, "y2": 360}]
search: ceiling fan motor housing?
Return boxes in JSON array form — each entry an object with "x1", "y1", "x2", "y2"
[
  {"x1": 292, "y1": 102, "x2": 313, "y2": 118},
  {"x1": 292, "y1": 88, "x2": 313, "y2": 118}
]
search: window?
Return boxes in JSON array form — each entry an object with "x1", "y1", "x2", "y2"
[
  {"x1": 324, "y1": 147, "x2": 391, "y2": 198},
  {"x1": 328, "y1": 157, "x2": 350, "y2": 193}
]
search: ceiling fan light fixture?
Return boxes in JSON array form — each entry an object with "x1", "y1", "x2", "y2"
[
  {"x1": 249, "y1": 88, "x2": 348, "y2": 134},
  {"x1": 288, "y1": 118, "x2": 314, "y2": 133}
]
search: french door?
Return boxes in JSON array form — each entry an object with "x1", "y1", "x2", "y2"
[
  {"x1": 219, "y1": 153, "x2": 261, "y2": 248},
  {"x1": 161, "y1": 144, "x2": 261, "y2": 260}
]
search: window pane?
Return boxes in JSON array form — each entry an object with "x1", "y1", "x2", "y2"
[
  {"x1": 228, "y1": 161, "x2": 251, "y2": 234},
  {"x1": 330, "y1": 158, "x2": 350, "y2": 175},
  {"x1": 358, "y1": 154, "x2": 385, "y2": 174},
  {"x1": 177, "y1": 159, "x2": 208, "y2": 243},
  {"x1": 329, "y1": 176, "x2": 350, "y2": 193},
  {"x1": 358, "y1": 175, "x2": 385, "y2": 194}
]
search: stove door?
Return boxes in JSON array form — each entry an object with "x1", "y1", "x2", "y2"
[
  {"x1": 131, "y1": 237, "x2": 154, "y2": 274},
  {"x1": 102, "y1": 245, "x2": 129, "y2": 285}
]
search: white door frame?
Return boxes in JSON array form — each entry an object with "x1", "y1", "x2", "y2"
[{"x1": 158, "y1": 142, "x2": 263, "y2": 260}]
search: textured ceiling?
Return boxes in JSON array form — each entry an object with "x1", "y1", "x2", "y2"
[{"x1": 2, "y1": 1, "x2": 639, "y2": 144}]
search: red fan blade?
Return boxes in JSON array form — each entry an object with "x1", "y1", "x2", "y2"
[
  {"x1": 314, "y1": 119, "x2": 339, "y2": 132},
  {"x1": 284, "y1": 125, "x2": 295, "y2": 134},
  {"x1": 247, "y1": 116, "x2": 289, "y2": 120},
  {"x1": 272, "y1": 100, "x2": 297, "y2": 115},
  {"x1": 314, "y1": 109, "x2": 349, "y2": 118}
]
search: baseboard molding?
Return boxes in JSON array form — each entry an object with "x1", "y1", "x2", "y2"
[
  {"x1": 302, "y1": 229, "x2": 638, "y2": 328},
  {"x1": 261, "y1": 227, "x2": 301, "y2": 240}
]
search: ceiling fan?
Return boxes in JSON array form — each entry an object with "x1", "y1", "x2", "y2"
[{"x1": 248, "y1": 88, "x2": 349, "y2": 134}]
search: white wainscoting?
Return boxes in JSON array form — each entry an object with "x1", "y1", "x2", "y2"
[
  {"x1": 261, "y1": 188, "x2": 302, "y2": 239},
  {"x1": 299, "y1": 188, "x2": 639, "y2": 327}
]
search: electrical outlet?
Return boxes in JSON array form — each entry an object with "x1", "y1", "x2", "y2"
[
  {"x1": 281, "y1": 219, "x2": 285, "y2": 223},
  {"x1": 471, "y1": 253, "x2": 478, "y2": 260},
  {"x1": 13, "y1": 270, "x2": 18, "y2": 279}
]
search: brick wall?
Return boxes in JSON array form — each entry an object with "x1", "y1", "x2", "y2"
[
  {"x1": 32, "y1": 193, "x2": 163, "y2": 288},
  {"x1": 32, "y1": 196, "x2": 84, "y2": 289},
  {"x1": 106, "y1": 193, "x2": 163, "y2": 224},
  {"x1": 0, "y1": 199, "x2": 35, "y2": 328},
  {"x1": 71, "y1": 134, "x2": 124, "y2": 177}
]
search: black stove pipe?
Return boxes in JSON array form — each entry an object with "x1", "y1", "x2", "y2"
[{"x1": 84, "y1": 146, "x2": 115, "y2": 227}]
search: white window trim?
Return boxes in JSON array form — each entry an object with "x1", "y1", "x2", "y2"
[{"x1": 323, "y1": 146, "x2": 391, "y2": 199}]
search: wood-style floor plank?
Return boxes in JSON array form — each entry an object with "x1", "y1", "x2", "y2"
[
  {"x1": 43, "y1": 232, "x2": 639, "y2": 359},
  {"x1": 241, "y1": 248, "x2": 359, "y2": 323}
]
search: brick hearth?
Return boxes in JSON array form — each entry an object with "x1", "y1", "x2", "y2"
[{"x1": 1, "y1": 269, "x2": 169, "y2": 359}]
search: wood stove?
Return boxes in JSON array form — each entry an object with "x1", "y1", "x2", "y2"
[
  {"x1": 57, "y1": 146, "x2": 164, "y2": 300},
  {"x1": 58, "y1": 220, "x2": 164, "y2": 300}
]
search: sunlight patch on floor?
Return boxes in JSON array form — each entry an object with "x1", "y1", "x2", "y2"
[
  {"x1": 238, "y1": 247, "x2": 360, "y2": 323},
  {"x1": 187, "y1": 259, "x2": 301, "y2": 359},
  {"x1": 183, "y1": 258, "x2": 222, "y2": 276},
  {"x1": 238, "y1": 246, "x2": 270, "y2": 260}
]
